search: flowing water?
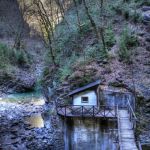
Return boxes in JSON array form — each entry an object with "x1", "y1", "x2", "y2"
[{"x1": 64, "y1": 118, "x2": 118, "y2": 150}]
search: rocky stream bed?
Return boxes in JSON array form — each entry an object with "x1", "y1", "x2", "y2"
[{"x1": 0, "y1": 94, "x2": 64, "y2": 150}]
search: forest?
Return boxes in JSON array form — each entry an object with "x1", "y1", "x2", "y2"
[{"x1": 0, "y1": 0, "x2": 150, "y2": 150}]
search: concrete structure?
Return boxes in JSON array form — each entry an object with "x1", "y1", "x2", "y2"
[{"x1": 56, "y1": 81, "x2": 139, "y2": 150}]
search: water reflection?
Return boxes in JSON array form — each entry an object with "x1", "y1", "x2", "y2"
[
  {"x1": 64, "y1": 118, "x2": 118, "y2": 150},
  {"x1": 26, "y1": 114, "x2": 44, "y2": 128},
  {"x1": 25, "y1": 112, "x2": 51, "y2": 128}
]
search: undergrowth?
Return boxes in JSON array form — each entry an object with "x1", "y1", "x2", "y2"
[
  {"x1": 0, "y1": 43, "x2": 29, "y2": 69},
  {"x1": 118, "y1": 27, "x2": 138, "y2": 63},
  {"x1": 44, "y1": 0, "x2": 141, "y2": 84}
]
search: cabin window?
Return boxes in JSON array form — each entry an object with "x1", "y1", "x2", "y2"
[{"x1": 81, "y1": 97, "x2": 89, "y2": 103}]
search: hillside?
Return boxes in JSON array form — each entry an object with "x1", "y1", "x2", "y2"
[
  {"x1": 0, "y1": 0, "x2": 46, "y2": 95},
  {"x1": 43, "y1": 0, "x2": 150, "y2": 146},
  {"x1": 0, "y1": 0, "x2": 149, "y2": 149},
  {"x1": 0, "y1": 0, "x2": 29, "y2": 37}
]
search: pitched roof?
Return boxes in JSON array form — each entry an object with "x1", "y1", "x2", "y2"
[{"x1": 69, "y1": 80, "x2": 101, "y2": 96}]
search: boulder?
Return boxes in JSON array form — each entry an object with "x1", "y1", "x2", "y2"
[
  {"x1": 15, "y1": 78, "x2": 35, "y2": 92},
  {"x1": 142, "y1": 6, "x2": 150, "y2": 12},
  {"x1": 145, "y1": 34, "x2": 150, "y2": 42},
  {"x1": 142, "y1": 11, "x2": 150, "y2": 24}
]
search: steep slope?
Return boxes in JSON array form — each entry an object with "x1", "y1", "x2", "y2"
[
  {"x1": 44, "y1": 0, "x2": 150, "y2": 146},
  {"x1": 0, "y1": 0, "x2": 29, "y2": 38},
  {"x1": 0, "y1": 0, "x2": 46, "y2": 95}
]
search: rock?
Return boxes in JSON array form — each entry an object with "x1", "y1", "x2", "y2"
[
  {"x1": 137, "y1": 31, "x2": 145, "y2": 36},
  {"x1": 145, "y1": 34, "x2": 150, "y2": 42},
  {"x1": 142, "y1": 6, "x2": 150, "y2": 12},
  {"x1": 142, "y1": 11, "x2": 150, "y2": 24},
  {"x1": 15, "y1": 76, "x2": 35, "y2": 92},
  {"x1": 146, "y1": 45, "x2": 150, "y2": 51},
  {"x1": 97, "y1": 59, "x2": 108, "y2": 64},
  {"x1": 109, "y1": 79, "x2": 126, "y2": 88},
  {"x1": 0, "y1": 69, "x2": 36, "y2": 93},
  {"x1": 61, "y1": 82, "x2": 69, "y2": 86}
]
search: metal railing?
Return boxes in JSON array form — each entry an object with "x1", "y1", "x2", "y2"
[
  {"x1": 116, "y1": 105, "x2": 122, "y2": 150},
  {"x1": 127, "y1": 100, "x2": 137, "y2": 130},
  {"x1": 56, "y1": 101, "x2": 142, "y2": 150}
]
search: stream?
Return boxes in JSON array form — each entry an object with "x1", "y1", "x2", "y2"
[{"x1": 0, "y1": 92, "x2": 62, "y2": 150}]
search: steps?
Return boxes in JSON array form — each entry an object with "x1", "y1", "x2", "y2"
[{"x1": 118, "y1": 109, "x2": 138, "y2": 150}]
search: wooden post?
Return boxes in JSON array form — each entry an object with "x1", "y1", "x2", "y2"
[
  {"x1": 82, "y1": 106, "x2": 83, "y2": 117},
  {"x1": 56, "y1": 104, "x2": 58, "y2": 114},
  {"x1": 115, "y1": 106, "x2": 117, "y2": 117},
  {"x1": 133, "y1": 120, "x2": 135, "y2": 130},
  {"x1": 93, "y1": 106, "x2": 95, "y2": 117},
  {"x1": 129, "y1": 109, "x2": 131, "y2": 121},
  {"x1": 65, "y1": 105, "x2": 66, "y2": 117},
  {"x1": 104, "y1": 106, "x2": 105, "y2": 117}
]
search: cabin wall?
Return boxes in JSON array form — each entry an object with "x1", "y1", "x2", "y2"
[{"x1": 73, "y1": 90, "x2": 97, "y2": 106}]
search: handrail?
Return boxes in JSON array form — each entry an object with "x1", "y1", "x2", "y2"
[
  {"x1": 127, "y1": 100, "x2": 137, "y2": 120},
  {"x1": 137, "y1": 141, "x2": 142, "y2": 150},
  {"x1": 127, "y1": 100, "x2": 137, "y2": 130},
  {"x1": 117, "y1": 105, "x2": 122, "y2": 150},
  {"x1": 57, "y1": 104, "x2": 117, "y2": 107},
  {"x1": 57, "y1": 102, "x2": 141, "y2": 150},
  {"x1": 57, "y1": 105, "x2": 118, "y2": 118},
  {"x1": 127, "y1": 100, "x2": 142, "y2": 150}
]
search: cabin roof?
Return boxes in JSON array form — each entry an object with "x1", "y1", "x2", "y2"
[{"x1": 69, "y1": 80, "x2": 101, "y2": 96}]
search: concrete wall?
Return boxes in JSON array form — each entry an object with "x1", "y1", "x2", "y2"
[
  {"x1": 73, "y1": 90, "x2": 97, "y2": 106},
  {"x1": 102, "y1": 90, "x2": 135, "y2": 108}
]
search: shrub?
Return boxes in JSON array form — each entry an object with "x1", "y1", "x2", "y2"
[
  {"x1": 83, "y1": 44, "x2": 108, "y2": 62},
  {"x1": 15, "y1": 49, "x2": 28, "y2": 66},
  {"x1": 0, "y1": 43, "x2": 9, "y2": 68},
  {"x1": 118, "y1": 28, "x2": 138, "y2": 63},
  {"x1": 0, "y1": 43, "x2": 28, "y2": 69},
  {"x1": 111, "y1": 0, "x2": 142, "y2": 23},
  {"x1": 58, "y1": 65, "x2": 72, "y2": 82},
  {"x1": 77, "y1": 74, "x2": 93, "y2": 87},
  {"x1": 57, "y1": 53, "x2": 78, "y2": 82},
  {"x1": 105, "y1": 28, "x2": 116, "y2": 49},
  {"x1": 130, "y1": 11, "x2": 142, "y2": 23}
]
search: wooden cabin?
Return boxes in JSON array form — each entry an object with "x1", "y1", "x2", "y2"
[{"x1": 69, "y1": 80, "x2": 101, "y2": 106}]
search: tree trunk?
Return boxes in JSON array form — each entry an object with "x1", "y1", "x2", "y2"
[
  {"x1": 73, "y1": 0, "x2": 82, "y2": 32},
  {"x1": 82, "y1": 0, "x2": 101, "y2": 49}
]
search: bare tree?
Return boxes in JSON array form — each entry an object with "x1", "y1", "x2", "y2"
[
  {"x1": 82, "y1": 0, "x2": 107, "y2": 53},
  {"x1": 73, "y1": 0, "x2": 82, "y2": 32},
  {"x1": 83, "y1": 0, "x2": 100, "y2": 40},
  {"x1": 32, "y1": 0, "x2": 57, "y2": 66}
]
